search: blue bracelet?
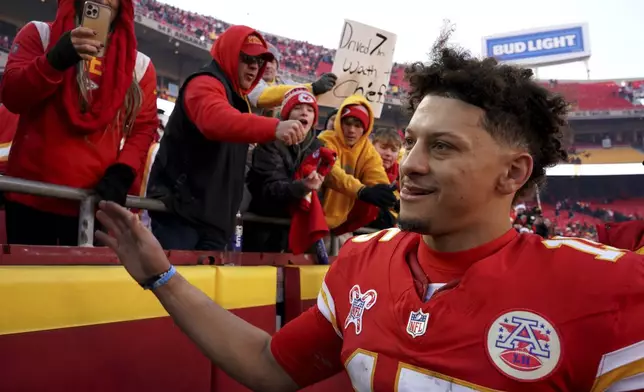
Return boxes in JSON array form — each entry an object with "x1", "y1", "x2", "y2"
[{"x1": 140, "y1": 265, "x2": 177, "y2": 291}]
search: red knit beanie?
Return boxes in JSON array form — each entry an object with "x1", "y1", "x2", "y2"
[
  {"x1": 281, "y1": 87, "x2": 318, "y2": 126},
  {"x1": 341, "y1": 104, "x2": 370, "y2": 130}
]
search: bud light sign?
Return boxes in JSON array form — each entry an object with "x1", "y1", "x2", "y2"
[{"x1": 482, "y1": 23, "x2": 590, "y2": 67}]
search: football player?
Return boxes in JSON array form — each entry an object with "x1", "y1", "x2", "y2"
[{"x1": 95, "y1": 27, "x2": 644, "y2": 391}]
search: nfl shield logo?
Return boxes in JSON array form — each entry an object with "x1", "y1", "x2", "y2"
[{"x1": 406, "y1": 309, "x2": 429, "y2": 338}]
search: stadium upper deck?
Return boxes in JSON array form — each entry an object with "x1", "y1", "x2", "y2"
[{"x1": 2, "y1": 0, "x2": 644, "y2": 112}]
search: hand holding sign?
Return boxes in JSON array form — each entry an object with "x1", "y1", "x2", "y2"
[{"x1": 317, "y1": 20, "x2": 397, "y2": 118}]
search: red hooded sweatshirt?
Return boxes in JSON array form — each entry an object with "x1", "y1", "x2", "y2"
[
  {"x1": 0, "y1": 0, "x2": 157, "y2": 216},
  {"x1": 597, "y1": 221, "x2": 644, "y2": 254},
  {"x1": 181, "y1": 26, "x2": 280, "y2": 144}
]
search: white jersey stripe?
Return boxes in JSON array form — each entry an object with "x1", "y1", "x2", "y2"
[
  {"x1": 317, "y1": 280, "x2": 342, "y2": 338},
  {"x1": 592, "y1": 341, "x2": 644, "y2": 392},
  {"x1": 606, "y1": 373, "x2": 644, "y2": 392},
  {"x1": 596, "y1": 340, "x2": 644, "y2": 377}
]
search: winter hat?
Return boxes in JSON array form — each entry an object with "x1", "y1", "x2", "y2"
[
  {"x1": 281, "y1": 87, "x2": 319, "y2": 126},
  {"x1": 341, "y1": 104, "x2": 370, "y2": 130},
  {"x1": 241, "y1": 34, "x2": 273, "y2": 58}
]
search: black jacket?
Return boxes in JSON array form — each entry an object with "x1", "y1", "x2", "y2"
[
  {"x1": 147, "y1": 60, "x2": 249, "y2": 241},
  {"x1": 243, "y1": 132, "x2": 323, "y2": 252},
  {"x1": 246, "y1": 132, "x2": 323, "y2": 218}
]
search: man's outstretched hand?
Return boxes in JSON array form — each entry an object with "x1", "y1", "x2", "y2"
[{"x1": 95, "y1": 201, "x2": 171, "y2": 284}]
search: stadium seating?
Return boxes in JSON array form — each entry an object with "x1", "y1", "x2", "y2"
[
  {"x1": 3, "y1": 1, "x2": 644, "y2": 108},
  {"x1": 591, "y1": 199, "x2": 644, "y2": 217},
  {"x1": 131, "y1": 0, "x2": 644, "y2": 109},
  {"x1": 568, "y1": 146, "x2": 644, "y2": 164}
]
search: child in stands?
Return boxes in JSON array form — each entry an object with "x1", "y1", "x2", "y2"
[
  {"x1": 245, "y1": 87, "x2": 328, "y2": 252},
  {"x1": 368, "y1": 127, "x2": 402, "y2": 229}
]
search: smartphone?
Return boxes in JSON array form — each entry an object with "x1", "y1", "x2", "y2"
[{"x1": 80, "y1": 1, "x2": 112, "y2": 58}]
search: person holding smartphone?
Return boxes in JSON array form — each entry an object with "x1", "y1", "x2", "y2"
[{"x1": 0, "y1": 0, "x2": 158, "y2": 245}]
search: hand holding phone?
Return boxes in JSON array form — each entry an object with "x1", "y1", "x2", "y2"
[
  {"x1": 80, "y1": 1, "x2": 112, "y2": 58},
  {"x1": 69, "y1": 26, "x2": 103, "y2": 61}
]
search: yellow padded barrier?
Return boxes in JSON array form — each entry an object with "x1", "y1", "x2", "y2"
[
  {"x1": 0, "y1": 265, "x2": 215, "y2": 336},
  {"x1": 298, "y1": 265, "x2": 329, "y2": 301},
  {"x1": 214, "y1": 266, "x2": 276, "y2": 310}
]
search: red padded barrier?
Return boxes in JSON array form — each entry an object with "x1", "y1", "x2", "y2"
[{"x1": 0, "y1": 317, "x2": 212, "y2": 392}]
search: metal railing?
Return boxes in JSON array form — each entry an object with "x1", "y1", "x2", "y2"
[{"x1": 0, "y1": 176, "x2": 375, "y2": 254}]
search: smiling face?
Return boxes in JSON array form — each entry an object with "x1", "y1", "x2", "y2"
[
  {"x1": 288, "y1": 103, "x2": 316, "y2": 133},
  {"x1": 373, "y1": 140, "x2": 401, "y2": 170},
  {"x1": 398, "y1": 95, "x2": 532, "y2": 236}
]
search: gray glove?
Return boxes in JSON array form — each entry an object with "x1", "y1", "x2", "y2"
[{"x1": 311, "y1": 73, "x2": 338, "y2": 95}]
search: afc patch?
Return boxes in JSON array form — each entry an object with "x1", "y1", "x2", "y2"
[
  {"x1": 406, "y1": 308, "x2": 429, "y2": 338},
  {"x1": 344, "y1": 285, "x2": 377, "y2": 335},
  {"x1": 486, "y1": 309, "x2": 562, "y2": 381}
]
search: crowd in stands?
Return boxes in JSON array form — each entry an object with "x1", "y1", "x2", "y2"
[
  {"x1": 134, "y1": 0, "x2": 410, "y2": 98},
  {"x1": 0, "y1": 0, "x2": 642, "y2": 259},
  {"x1": 512, "y1": 198, "x2": 643, "y2": 241},
  {"x1": 2, "y1": 0, "x2": 643, "y2": 105},
  {"x1": 136, "y1": 0, "x2": 334, "y2": 80}
]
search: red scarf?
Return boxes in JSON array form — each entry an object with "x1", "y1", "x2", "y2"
[
  {"x1": 289, "y1": 147, "x2": 336, "y2": 254},
  {"x1": 386, "y1": 161, "x2": 399, "y2": 188},
  {"x1": 51, "y1": 0, "x2": 137, "y2": 133}
]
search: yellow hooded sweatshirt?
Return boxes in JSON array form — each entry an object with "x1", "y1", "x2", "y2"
[{"x1": 318, "y1": 95, "x2": 391, "y2": 229}]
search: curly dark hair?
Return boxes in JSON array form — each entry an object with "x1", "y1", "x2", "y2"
[{"x1": 404, "y1": 23, "x2": 568, "y2": 199}]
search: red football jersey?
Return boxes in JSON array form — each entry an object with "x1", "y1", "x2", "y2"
[
  {"x1": 598, "y1": 221, "x2": 644, "y2": 255},
  {"x1": 271, "y1": 228, "x2": 644, "y2": 391},
  {"x1": 0, "y1": 104, "x2": 19, "y2": 175}
]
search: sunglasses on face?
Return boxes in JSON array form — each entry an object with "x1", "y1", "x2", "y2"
[{"x1": 240, "y1": 53, "x2": 266, "y2": 67}]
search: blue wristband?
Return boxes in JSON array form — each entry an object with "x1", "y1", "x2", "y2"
[{"x1": 140, "y1": 265, "x2": 176, "y2": 291}]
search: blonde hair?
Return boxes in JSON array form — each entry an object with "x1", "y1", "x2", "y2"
[{"x1": 76, "y1": 62, "x2": 143, "y2": 135}]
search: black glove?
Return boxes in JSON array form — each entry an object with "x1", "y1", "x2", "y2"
[
  {"x1": 311, "y1": 73, "x2": 337, "y2": 96},
  {"x1": 369, "y1": 208, "x2": 397, "y2": 230},
  {"x1": 358, "y1": 184, "x2": 396, "y2": 209},
  {"x1": 94, "y1": 164, "x2": 136, "y2": 206},
  {"x1": 46, "y1": 31, "x2": 83, "y2": 71}
]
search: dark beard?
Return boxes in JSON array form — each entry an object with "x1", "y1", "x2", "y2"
[{"x1": 398, "y1": 217, "x2": 431, "y2": 234}]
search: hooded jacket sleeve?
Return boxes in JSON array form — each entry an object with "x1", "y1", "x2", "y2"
[
  {"x1": 318, "y1": 131, "x2": 364, "y2": 198},
  {"x1": 325, "y1": 163, "x2": 364, "y2": 198},
  {"x1": 249, "y1": 142, "x2": 309, "y2": 204},
  {"x1": 184, "y1": 75, "x2": 280, "y2": 143},
  {"x1": 0, "y1": 22, "x2": 66, "y2": 114},
  {"x1": 248, "y1": 80, "x2": 313, "y2": 109},
  {"x1": 324, "y1": 144, "x2": 391, "y2": 197},
  {"x1": 117, "y1": 59, "x2": 158, "y2": 172}
]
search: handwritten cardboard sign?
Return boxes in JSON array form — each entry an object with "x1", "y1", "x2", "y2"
[{"x1": 317, "y1": 19, "x2": 397, "y2": 118}]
